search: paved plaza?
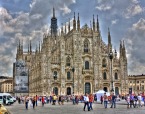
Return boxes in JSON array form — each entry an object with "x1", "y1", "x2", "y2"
[{"x1": 6, "y1": 101, "x2": 145, "y2": 114}]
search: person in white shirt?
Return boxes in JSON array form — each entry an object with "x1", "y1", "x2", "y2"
[
  {"x1": 83, "y1": 93, "x2": 90, "y2": 111},
  {"x1": 137, "y1": 94, "x2": 142, "y2": 107}
]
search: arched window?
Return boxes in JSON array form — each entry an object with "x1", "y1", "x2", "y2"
[
  {"x1": 103, "y1": 72, "x2": 107, "y2": 80},
  {"x1": 66, "y1": 57, "x2": 71, "y2": 66},
  {"x1": 20, "y1": 72, "x2": 27, "y2": 76},
  {"x1": 53, "y1": 71, "x2": 57, "y2": 80},
  {"x1": 115, "y1": 87, "x2": 119, "y2": 95},
  {"x1": 53, "y1": 87, "x2": 58, "y2": 95},
  {"x1": 102, "y1": 58, "x2": 107, "y2": 67},
  {"x1": 67, "y1": 87, "x2": 71, "y2": 95},
  {"x1": 67, "y1": 72, "x2": 71, "y2": 80},
  {"x1": 85, "y1": 61, "x2": 89, "y2": 69},
  {"x1": 103, "y1": 87, "x2": 108, "y2": 92},
  {"x1": 114, "y1": 72, "x2": 118, "y2": 80},
  {"x1": 84, "y1": 39, "x2": 89, "y2": 53}
]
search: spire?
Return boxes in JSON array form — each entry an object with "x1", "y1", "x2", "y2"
[
  {"x1": 35, "y1": 45, "x2": 38, "y2": 53},
  {"x1": 73, "y1": 12, "x2": 76, "y2": 30},
  {"x1": 30, "y1": 40, "x2": 32, "y2": 54},
  {"x1": 108, "y1": 28, "x2": 111, "y2": 44},
  {"x1": 90, "y1": 20, "x2": 92, "y2": 31},
  {"x1": 18, "y1": 40, "x2": 21, "y2": 51},
  {"x1": 65, "y1": 23, "x2": 66, "y2": 34},
  {"x1": 61, "y1": 23, "x2": 64, "y2": 35},
  {"x1": 115, "y1": 48, "x2": 117, "y2": 58},
  {"x1": 120, "y1": 40, "x2": 123, "y2": 57},
  {"x1": 21, "y1": 39, "x2": 23, "y2": 54},
  {"x1": 28, "y1": 43, "x2": 29, "y2": 53},
  {"x1": 53, "y1": 7, "x2": 55, "y2": 17},
  {"x1": 77, "y1": 13, "x2": 80, "y2": 31},
  {"x1": 68, "y1": 18, "x2": 70, "y2": 32},
  {"x1": 96, "y1": 15, "x2": 100, "y2": 32},
  {"x1": 51, "y1": 7, "x2": 57, "y2": 37},
  {"x1": 93, "y1": 15, "x2": 95, "y2": 32},
  {"x1": 123, "y1": 40, "x2": 127, "y2": 59},
  {"x1": 39, "y1": 41, "x2": 40, "y2": 53},
  {"x1": 17, "y1": 41, "x2": 19, "y2": 53}
]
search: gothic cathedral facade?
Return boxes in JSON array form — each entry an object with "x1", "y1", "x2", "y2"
[{"x1": 15, "y1": 8, "x2": 128, "y2": 96}]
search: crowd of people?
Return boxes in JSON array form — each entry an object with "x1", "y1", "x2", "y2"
[{"x1": 15, "y1": 92, "x2": 145, "y2": 111}]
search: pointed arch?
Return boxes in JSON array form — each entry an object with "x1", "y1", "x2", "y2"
[
  {"x1": 84, "y1": 39, "x2": 90, "y2": 53},
  {"x1": 53, "y1": 71, "x2": 57, "y2": 80},
  {"x1": 66, "y1": 56, "x2": 71, "y2": 66},
  {"x1": 103, "y1": 72, "x2": 107, "y2": 80},
  {"x1": 67, "y1": 71, "x2": 71, "y2": 80},
  {"x1": 102, "y1": 58, "x2": 107, "y2": 67},
  {"x1": 20, "y1": 71, "x2": 27, "y2": 76},
  {"x1": 53, "y1": 87, "x2": 58, "y2": 95},
  {"x1": 85, "y1": 61, "x2": 89, "y2": 69},
  {"x1": 114, "y1": 72, "x2": 118, "y2": 80}
]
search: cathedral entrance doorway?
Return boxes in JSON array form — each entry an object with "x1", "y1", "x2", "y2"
[
  {"x1": 103, "y1": 87, "x2": 108, "y2": 92},
  {"x1": 53, "y1": 87, "x2": 58, "y2": 95},
  {"x1": 67, "y1": 87, "x2": 71, "y2": 95},
  {"x1": 115, "y1": 87, "x2": 119, "y2": 95},
  {"x1": 85, "y1": 82, "x2": 91, "y2": 94}
]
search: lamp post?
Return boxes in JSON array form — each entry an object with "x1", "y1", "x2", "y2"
[
  {"x1": 72, "y1": 67, "x2": 75, "y2": 94},
  {"x1": 109, "y1": 51, "x2": 114, "y2": 92}
]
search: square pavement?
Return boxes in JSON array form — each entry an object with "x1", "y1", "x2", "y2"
[{"x1": 5, "y1": 100, "x2": 145, "y2": 114}]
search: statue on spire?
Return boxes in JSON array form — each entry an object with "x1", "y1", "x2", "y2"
[{"x1": 53, "y1": 7, "x2": 55, "y2": 17}]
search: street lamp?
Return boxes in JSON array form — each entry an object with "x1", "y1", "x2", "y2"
[
  {"x1": 109, "y1": 51, "x2": 114, "y2": 92},
  {"x1": 72, "y1": 67, "x2": 75, "y2": 94}
]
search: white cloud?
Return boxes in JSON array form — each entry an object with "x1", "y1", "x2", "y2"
[
  {"x1": 60, "y1": 4, "x2": 71, "y2": 15},
  {"x1": 96, "y1": 4, "x2": 112, "y2": 11},
  {"x1": 125, "y1": 18, "x2": 145, "y2": 75},
  {"x1": 111, "y1": 19, "x2": 118, "y2": 25},
  {"x1": 132, "y1": 18, "x2": 145, "y2": 30},
  {"x1": 131, "y1": 0, "x2": 140, "y2": 4},
  {"x1": 124, "y1": 4, "x2": 143, "y2": 18},
  {"x1": 30, "y1": 14, "x2": 42, "y2": 20}
]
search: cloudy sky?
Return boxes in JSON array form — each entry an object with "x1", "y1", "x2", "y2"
[{"x1": 0, "y1": 0, "x2": 145, "y2": 76}]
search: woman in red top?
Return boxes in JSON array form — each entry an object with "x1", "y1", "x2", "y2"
[
  {"x1": 89, "y1": 94, "x2": 94, "y2": 110},
  {"x1": 42, "y1": 96, "x2": 45, "y2": 106}
]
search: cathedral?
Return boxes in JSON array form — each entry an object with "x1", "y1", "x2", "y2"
[{"x1": 15, "y1": 8, "x2": 128, "y2": 96}]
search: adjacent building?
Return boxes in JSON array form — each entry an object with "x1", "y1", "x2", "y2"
[
  {"x1": 1, "y1": 79, "x2": 13, "y2": 93},
  {"x1": 0, "y1": 76, "x2": 13, "y2": 93},
  {"x1": 128, "y1": 74, "x2": 145, "y2": 94},
  {"x1": 14, "y1": 8, "x2": 128, "y2": 96}
]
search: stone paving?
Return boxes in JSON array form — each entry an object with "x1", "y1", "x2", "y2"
[{"x1": 5, "y1": 101, "x2": 145, "y2": 114}]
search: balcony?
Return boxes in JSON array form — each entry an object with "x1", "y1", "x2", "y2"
[{"x1": 82, "y1": 68, "x2": 93, "y2": 75}]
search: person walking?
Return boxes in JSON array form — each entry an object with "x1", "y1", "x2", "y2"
[
  {"x1": 25, "y1": 96, "x2": 29, "y2": 110},
  {"x1": 32, "y1": 96, "x2": 36, "y2": 109},
  {"x1": 83, "y1": 93, "x2": 90, "y2": 111},
  {"x1": 126, "y1": 94, "x2": 130, "y2": 108},
  {"x1": 138, "y1": 93, "x2": 142, "y2": 107},
  {"x1": 42, "y1": 96, "x2": 45, "y2": 106},
  {"x1": 58, "y1": 95, "x2": 61, "y2": 105},
  {"x1": 103, "y1": 93, "x2": 108, "y2": 108},
  {"x1": 35, "y1": 95, "x2": 38, "y2": 106},
  {"x1": 130, "y1": 94, "x2": 135, "y2": 108},
  {"x1": 89, "y1": 93, "x2": 94, "y2": 110},
  {"x1": 110, "y1": 93, "x2": 116, "y2": 108},
  {"x1": 72, "y1": 95, "x2": 75, "y2": 105},
  {"x1": 143, "y1": 95, "x2": 145, "y2": 106},
  {"x1": 52, "y1": 94, "x2": 57, "y2": 105},
  {"x1": 50, "y1": 95, "x2": 52, "y2": 104},
  {"x1": 100, "y1": 96, "x2": 103, "y2": 104},
  {"x1": 134, "y1": 94, "x2": 138, "y2": 108}
]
